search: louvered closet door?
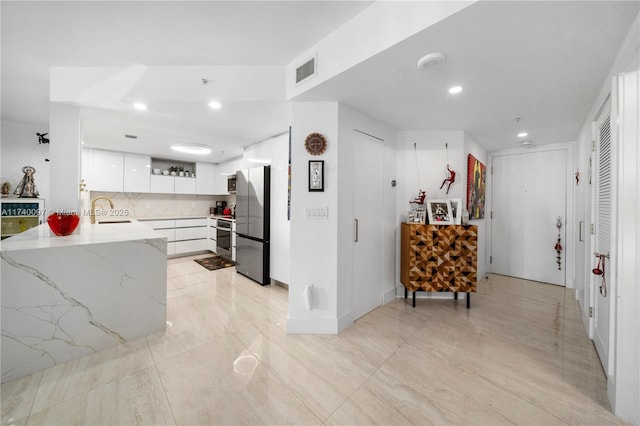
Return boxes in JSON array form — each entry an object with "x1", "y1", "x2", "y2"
[{"x1": 593, "y1": 102, "x2": 612, "y2": 374}]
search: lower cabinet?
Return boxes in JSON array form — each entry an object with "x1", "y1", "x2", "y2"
[
  {"x1": 400, "y1": 223, "x2": 478, "y2": 292},
  {"x1": 140, "y1": 217, "x2": 209, "y2": 257}
]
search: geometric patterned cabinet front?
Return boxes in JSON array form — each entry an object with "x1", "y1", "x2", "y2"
[{"x1": 400, "y1": 223, "x2": 478, "y2": 293}]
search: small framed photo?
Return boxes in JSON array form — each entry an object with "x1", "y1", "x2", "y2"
[
  {"x1": 309, "y1": 160, "x2": 324, "y2": 192},
  {"x1": 448, "y1": 198, "x2": 462, "y2": 225},
  {"x1": 426, "y1": 199, "x2": 454, "y2": 225},
  {"x1": 408, "y1": 208, "x2": 426, "y2": 224}
]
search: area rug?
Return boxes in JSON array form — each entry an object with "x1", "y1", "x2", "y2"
[{"x1": 194, "y1": 255, "x2": 236, "y2": 271}]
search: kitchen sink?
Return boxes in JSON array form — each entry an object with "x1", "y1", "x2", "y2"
[{"x1": 98, "y1": 219, "x2": 132, "y2": 224}]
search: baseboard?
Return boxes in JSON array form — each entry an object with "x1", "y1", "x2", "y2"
[
  {"x1": 286, "y1": 314, "x2": 350, "y2": 334},
  {"x1": 382, "y1": 286, "x2": 397, "y2": 305},
  {"x1": 395, "y1": 288, "x2": 463, "y2": 300}
]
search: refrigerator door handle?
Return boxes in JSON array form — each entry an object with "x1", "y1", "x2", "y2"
[{"x1": 354, "y1": 218, "x2": 359, "y2": 242}]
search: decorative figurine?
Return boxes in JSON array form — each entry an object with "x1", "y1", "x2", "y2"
[
  {"x1": 440, "y1": 164, "x2": 456, "y2": 194},
  {"x1": 410, "y1": 190, "x2": 426, "y2": 205},
  {"x1": 14, "y1": 166, "x2": 39, "y2": 198},
  {"x1": 439, "y1": 143, "x2": 456, "y2": 195},
  {"x1": 1, "y1": 182, "x2": 9, "y2": 197},
  {"x1": 37, "y1": 132, "x2": 49, "y2": 144}
]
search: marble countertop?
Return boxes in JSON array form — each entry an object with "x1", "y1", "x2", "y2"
[
  {"x1": 0, "y1": 219, "x2": 166, "y2": 252},
  {"x1": 137, "y1": 215, "x2": 209, "y2": 221}
]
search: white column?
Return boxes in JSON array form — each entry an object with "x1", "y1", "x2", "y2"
[
  {"x1": 287, "y1": 102, "x2": 340, "y2": 334},
  {"x1": 612, "y1": 69, "x2": 640, "y2": 425},
  {"x1": 48, "y1": 104, "x2": 81, "y2": 213}
]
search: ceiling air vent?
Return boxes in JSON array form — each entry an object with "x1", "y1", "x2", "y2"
[{"x1": 295, "y1": 55, "x2": 317, "y2": 85}]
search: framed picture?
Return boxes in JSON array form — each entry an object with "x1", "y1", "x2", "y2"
[
  {"x1": 448, "y1": 198, "x2": 462, "y2": 224},
  {"x1": 426, "y1": 199, "x2": 454, "y2": 225},
  {"x1": 308, "y1": 160, "x2": 324, "y2": 192},
  {"x1": 408, "y1": 208, "x2": 426, "y2": 224},
  {"x1": 467, "y1": 154, "x2": 486, "y2": 220}
]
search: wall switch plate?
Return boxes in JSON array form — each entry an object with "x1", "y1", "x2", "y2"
[{"x1": 305, "y1": 207, "x2": 328, "y2": 219}]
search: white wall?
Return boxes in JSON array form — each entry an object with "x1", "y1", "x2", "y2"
[
  {"x1": 288, "y1": 102, "x2": 340, "y2": 333},
  {"x1": 395, "y1": 130, "x2": 467, "y2": 296},
  {"x1": 572, "y1": 12, "x2": 640, "y2": 423},
  {"x1": 0, "y1": 120, "x2": 50, "y2": 202},
  {"x1": 288, "y1": 102, "x2": 397, "y2": 333},
  {"x1": 613, "y1": 67, "x2": 640, "y2": 426},
  {"x1": 242, "y1": 132, "x2": 291, "y2": 285},
  {"x1": 49, "y1": 104, "x2": 81, "y2": 212}
]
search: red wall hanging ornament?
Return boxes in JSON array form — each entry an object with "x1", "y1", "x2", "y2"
[
  {"x1": 440, "y1": 143, "x2": 456, "y2": 195},
  {"x1": 410, "y1": 190, "x2": 426, "y2": 205}
]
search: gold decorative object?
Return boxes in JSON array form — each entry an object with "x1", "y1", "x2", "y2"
[{"x1": 304, "y1": 133, "x2": 327, "y2": 155}]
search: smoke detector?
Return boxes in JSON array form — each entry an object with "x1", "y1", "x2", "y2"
[{"x1": 417, "y1": 52, "x2": 447, "y2": 70}]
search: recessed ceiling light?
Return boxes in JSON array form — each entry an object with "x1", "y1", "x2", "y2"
[
  {"x1": 448, "y1": 86, "x2": 463, "y2": 94},
  {"x1": 517, "y1": 132, "x2": 528, "y2": 138},
  {"x1": 133, "y1": 102, "x2": 147, "y2": 111},
  {"x1": 208, "y1": 101, "x2": 222, "y2": 109},
  {"x1": 171, "y1": 144, "x2": 211, "y2": 155},
  {"x1": 416, "y1": 52, "x2": 447, "y2": 70}
]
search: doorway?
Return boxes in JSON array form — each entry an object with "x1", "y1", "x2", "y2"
[
  {"x1": 351, "y1": 129, "x2": 383, "y2": 320},
  {"x1": 592, "y1": 99, "x2": 612, "y2": 374},
  {"x1": 490, "y1": 147, "x2": 569, "y2": 285}
]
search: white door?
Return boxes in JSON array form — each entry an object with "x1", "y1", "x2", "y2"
[
  {"x1": 491, "y1": 149, "x2": 567, "y2": 285},
  {"x1": 592, "y1": 102, "x2": 612, "y2": 374},
  {"x1": 351, "y1": 130, "x2": 383, "y2": 320}
]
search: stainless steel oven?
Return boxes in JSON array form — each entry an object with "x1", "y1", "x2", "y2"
[{"x1": 215, "y1": 218, "x2": 232, "y2": 258}]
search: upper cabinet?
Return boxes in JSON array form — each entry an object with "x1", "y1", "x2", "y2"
[
  {"x1": 124, "y1": 153, "x2": 151, "y2": 193},
  {"x1": 174, "y1": 176, "x2": 196, "y2": 194},
  {"x1": 196, "y1": 162, "x2": 215, "y2": 195},
  {"x1": 214, "y1": 157, "x2": 245, "y2": 195},
  {"x1": 92, "y1": 149, "x2": 124, "y2": 192},
  {"x1": 82, "y1": 148, "x2": 226, "y2": 195}
]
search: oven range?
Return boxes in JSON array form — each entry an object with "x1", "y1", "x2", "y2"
[{"x1": 215, "y1": 218, "x2": 233, "y2": 259}]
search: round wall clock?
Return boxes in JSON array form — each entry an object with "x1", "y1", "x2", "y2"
[{"x1": 304, "y1": 133, "x2": 327, "y2": 155}]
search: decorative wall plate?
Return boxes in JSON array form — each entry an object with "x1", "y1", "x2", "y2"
[{"x1": 304, "y1": 133, "x2": 327, "y2": 155}]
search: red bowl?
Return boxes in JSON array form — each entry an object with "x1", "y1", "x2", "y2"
[{"x1": 47, "y1": 213, "x2": 80, "y2": 236}]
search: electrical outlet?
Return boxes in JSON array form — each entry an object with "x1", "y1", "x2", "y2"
[{"x1": 304, "y1": 207, "x2": 328, "y2": 219}]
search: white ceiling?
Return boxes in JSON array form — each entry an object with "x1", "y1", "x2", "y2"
[
  {"x1": 2, "y1": 1, "x2": 638, "y2": 162},
  {"x1": 295, "y1": 1, "x2": 639, "y2": 151}
]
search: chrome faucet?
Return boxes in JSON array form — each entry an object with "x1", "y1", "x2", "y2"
[{"x1": 90, "y1": 196, "x2": 114, "y2": 224}]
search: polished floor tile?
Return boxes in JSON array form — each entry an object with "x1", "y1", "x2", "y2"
[{"x1": 1, "y1": 258, "x2": 624, "y2": 425}]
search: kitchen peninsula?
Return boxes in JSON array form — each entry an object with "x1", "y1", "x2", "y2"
[{"x1": 0, "y1": 220, "x2": 167, "y2": 383}]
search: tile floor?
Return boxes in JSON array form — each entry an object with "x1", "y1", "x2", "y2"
[{"x1": 1, "y1": 255, "x2": 625, "y2": 425}]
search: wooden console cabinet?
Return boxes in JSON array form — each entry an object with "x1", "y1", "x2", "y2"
[{"x1": 400, "y1": 223, "x2": 477, "y2": 308}]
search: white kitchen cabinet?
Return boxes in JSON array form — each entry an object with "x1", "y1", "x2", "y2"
[
  {"x1": 174, "y1": 239, "x2": 208, "y2": 254},
  {"x1": 196, "y1": 162, "x2": 216, "y2": 195},
  {"x1": 232, "y1": 222, "x2": 236, "y2": 261},
  {"x1": 208, "y1": 219, "x2": 217, "y2": 252},
  {"x1": 124, "y1": 153, "x2": 151, "y2": 193},
  {"x1": 150, "y1": 175, "x2": 174, "y2": 194},
  {"x1": 214, "y1": 157, "x2": 244, "y2": 195},
  {"x1": 92, "y1": 149, "x2": 124, "y2": 192},
  {"x1": 81, "y1": 148, "x2": 94, "y2": 186},
  {"x1": 140, "y1": 217, "x2": 210, "y2": 257},
  {"x1": 174, "y1": 177, "x2": 196, "y2": 194},
  {"x1": 175, "y1": 226, "x2": 207, "y2": 241}
]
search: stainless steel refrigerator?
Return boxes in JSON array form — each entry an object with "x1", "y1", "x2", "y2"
[{"x1": 235, "y1": 165, "x2": 270, "y2": 285}]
